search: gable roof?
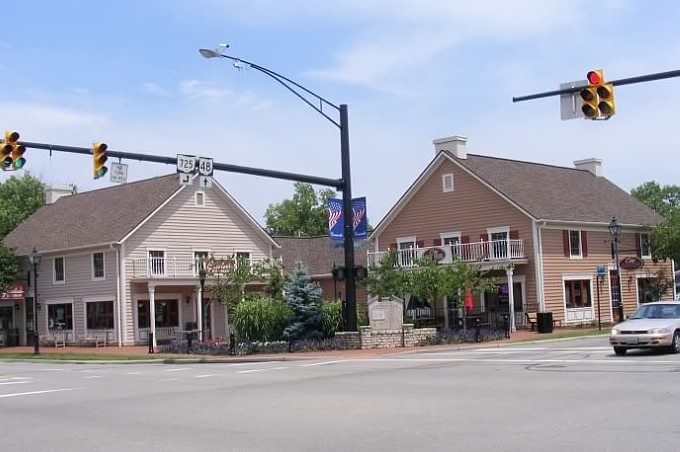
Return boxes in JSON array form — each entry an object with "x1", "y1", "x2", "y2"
[
  {"x1": 273, "y1": 236, "x2": 366, "y2": 276},
  {"x1": 4, "y1": 173, "x2": 279, "y2": 255},
  {"x1": 372, "y1": 151, "x2": 661, "y2": 238}
]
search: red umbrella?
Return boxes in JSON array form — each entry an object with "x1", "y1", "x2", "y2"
[{"x1": 464, "y1": 291, "x2": 474, "y2": 312}]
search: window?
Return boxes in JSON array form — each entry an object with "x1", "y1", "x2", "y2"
[
  {"x1": 397, "y1": 237, "x2": 417, "y2": 267},
  {"x1": 637, "y1": 277, "x2": 661, "y2": 304},
  {"x1": 194, "y1": 251, "x2": 209, "y2": 275},
  {"x1": 48, "y1": 303, "x2": 73, "y2": 330},
  {"x1": 489, "y1": 228, "x2": 509, "y2": 260},
  {"x1": 441, "y1": 232, "x2": 461, "y2": 259},
  {"x1": 92, "y1": 252, "x2": 105, "y2": 279},
  {"x1": 137, "y1": 299, "x2": 179, "y2": 328},
  {"x1": 569, "y1": 230, "x2": 582, "y2": 258},
  {"x1": 236, "y1": 252, "x2": 251, "y2": 271},
  {"x1": 442, "y1": 173, "x2": 454, "y2": 192},
  {"x1": 53, "y1": 257, "x2": 65, "y2": 283},
  {"x1": 195, "y1": 191, "x2": 205, "y2": 206},
  {"x1": 640, "y1": 233, "x2": 652, "y2": 258},
  {"x1": 87, "y1": 301, "x2": 114, "y2": 329},
  {"x1": 564, "y1": 279, "x2": 592, "y2": 309},
  {"x1": 148, "y1": 250, "x2": 165, "y2": 276}
]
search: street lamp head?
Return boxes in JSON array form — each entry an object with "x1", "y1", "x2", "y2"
[
  {"x1": 29, "y1": 246, "x2": 41, "y2": 266},
  {"x1": 199, "y1": 48, "x2": 221, "y2": 59},
  {"x1": 608, "y1": 216, "x2": 622, "y2": 238}
]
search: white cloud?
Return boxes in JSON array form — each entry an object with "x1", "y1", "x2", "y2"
[
  {"x1": 141, "y1": 82, "x2": 171, "y2": 97},
  {"x1": 179, "y1": 79, "x2": 273, "y2": 110},
  {"x1": 0, "y1": 102, "x2": 109, "y2": 128}
]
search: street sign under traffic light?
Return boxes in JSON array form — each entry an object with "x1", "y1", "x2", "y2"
[
  {"x1": 92, "y1": 142, "x2": 108, "y2": 179},
  {"x1": 580, "y1": 70, "x2": 616, "y2": 119},
  {"x1": 2, "y1": 131, "x2": 25, "y2": 170}
]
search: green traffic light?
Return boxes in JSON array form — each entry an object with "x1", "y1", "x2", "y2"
[
  {"x1": 12, "y1": 158, "x2": 26, "y2": 170},
  {"x1": 2, "y1": 157, "x2": 12, "y2": 169},
  {"x1": 95, "y1": 167, "x2": 108, "y2": 179}
]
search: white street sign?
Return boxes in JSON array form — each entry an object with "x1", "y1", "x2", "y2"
[
  {"x1": 560, "y1": 80, "x2": 588, "y2": 120},
  {"x1": 179, "y1": 173, "x2": 193, "y2": 186},
  {"x1": 198, "y1": 157, "x2": 214, "y2": 176},
  {"x1": 110, "y1": 162, "x2": 128, "y2": 184},
  {"x1": 177, "y1": 154, "x2": 197, "y2": 173},
  {"x1": 198, "y1": 175, "x2": 213, "y2": 188}
]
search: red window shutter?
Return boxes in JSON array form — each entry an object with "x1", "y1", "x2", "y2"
[
  {"x1": 480, "y1": 233, "x2": 489, "y2": 242},
  {"x1": 581, "y1": 231, "x2": 588, "y2": 257},
  {"x1": 461, "y1": 236, "x2": 470, "y2": 244},
  {"x1": 562, "y1": 230, "x2": 570, "y2": 257},
  {"x1": 389, "y1": 243, "x2": 397, "y2": 250},
  {"x1": 416, "y1": 240, "x2": 425, "y2": 248},
  {"x1": 635, "y1": 233, "x2": 641, "y2": 258},
  {"x1": 509, "y1": 230, "x2": 520, "y2": 240},
  {"x1": 433, "y1": 238, "x2": 442, "y2": 246}
]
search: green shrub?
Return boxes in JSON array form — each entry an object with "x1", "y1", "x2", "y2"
[
  {"x1": 234, "y1": 296, "x2": 292, "y2": 342},
  {"x1": 322, "y1": 301, "x2": 343, "y2": 337}
]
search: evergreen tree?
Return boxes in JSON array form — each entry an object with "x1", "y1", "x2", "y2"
[{"x1": 282, "y1": 263, "x2": 325, "y2": 341}]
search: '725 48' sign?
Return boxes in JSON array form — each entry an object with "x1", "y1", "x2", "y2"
[{"x1": 176, "y1": 154, "x2": 197, "y2": 174}]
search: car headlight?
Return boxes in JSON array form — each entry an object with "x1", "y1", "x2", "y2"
[
  {"x1": 651, "y1": 327, "x2": 671, "y2": 334},
  {"x1": 611, "y1": 328, "x2": 619, "y2": 335}
]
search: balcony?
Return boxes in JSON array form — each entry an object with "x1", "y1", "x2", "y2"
[
  {"x1": 128, "y1": 255, "x2": 264, "y2": 279},
  {"x1": 367, "y1": 239, "x2": 525, "y2": 268}
]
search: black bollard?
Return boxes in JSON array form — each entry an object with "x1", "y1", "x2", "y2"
[
  {"x1": 475, "y1": 317, "x2": 481, "y2": 342},
  {"x1": 229, "y1": 332, "x2": 236, "y2": 355},
  {"x1": 148, "y1": 332, "x2": 154, "y2": 354},
  {"x1": 187, "y1": 332, "x2": 194, "y2": 352}
]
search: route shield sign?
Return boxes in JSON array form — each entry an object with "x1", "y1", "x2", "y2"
[{"x1": 177, "y1": 154, "x2": 197, "y2": 173}]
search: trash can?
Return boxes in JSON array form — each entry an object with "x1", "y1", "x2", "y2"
[{"x1": 537, "y1": 312, "x2": 553, "y2": 334}]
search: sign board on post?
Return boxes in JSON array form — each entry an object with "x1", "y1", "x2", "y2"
[
  {"x1": 197, "y1": 157, "x2": 214, "y2": 177},
  {"x1": 109, "y1": 162, "x2": 128, "y2": 184},
  {"x1": 198, "y1": 175, "x2": 213, "y2": 188},
  {"x1": 560, "y1": 80, "x2": 588, "y2": 120},
  {"x1": 596, "y1": 265, "x2": 607, "y2": 279},
  {"x1": 179, "y1": 173, "x2": 193, "y2": 186},
  {"x1": 176, "y1": 154, "x2": 197, "y2": 174}
]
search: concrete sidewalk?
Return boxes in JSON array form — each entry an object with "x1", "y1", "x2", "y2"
[{"x1": 0, "y1": 328, "x2": 607, "y2": 363}]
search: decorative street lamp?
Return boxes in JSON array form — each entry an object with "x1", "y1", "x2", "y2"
[
  {"x1": 28, "y1": 246, "x2": 41, "y2": 355},
  {"x1": 198, "y1": 261, "x2": 207, "y2": 343},
  {"x1": 199, "y1": 46, "x2": 358, "y2": 331},
  {"x1": 608, "y1": 216, "x2": 623, "y2": 322}
]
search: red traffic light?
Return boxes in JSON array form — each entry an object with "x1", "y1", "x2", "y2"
[{"x1": 587, "y1": 70, "x2": 602, "y2": 85}]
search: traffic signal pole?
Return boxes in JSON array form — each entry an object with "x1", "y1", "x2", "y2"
[
  {"x1": 513, "y1": 69, "x2": 680, "y2": 103},
  {"x1": 8, "y1": 140, "x2": 344, "y2": 189}
]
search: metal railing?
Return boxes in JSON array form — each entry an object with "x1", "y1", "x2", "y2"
[
  {"x1": 367, "y1": 239, "x2": 525, "y2": 268},
  {"x1": 128, "y1": 255, "x2": 266, "y2": 278}
]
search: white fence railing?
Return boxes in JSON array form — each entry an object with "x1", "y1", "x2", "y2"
[
  {"x1": 128, "y1": 256, "x2": 268, "y2": 278},
  {"x1": 367, "y1": 239, "x2": 525, "y2": 268}
]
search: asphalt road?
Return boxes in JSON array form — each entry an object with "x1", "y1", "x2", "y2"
[{"x1": 2, "y1": 337, "x2": 680, "y2": 452}]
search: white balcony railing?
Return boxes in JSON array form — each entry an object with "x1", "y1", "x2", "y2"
[
  {"x1": 367, "y1": 239, "x2": 525, "y2": 268},
  {"x1": 128, "y1": 255, "x2": 266, "y2": 278}
]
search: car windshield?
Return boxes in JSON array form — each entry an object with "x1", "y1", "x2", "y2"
[{"x1": 630, "y1": 304, "x2": 680, "y2": 320}]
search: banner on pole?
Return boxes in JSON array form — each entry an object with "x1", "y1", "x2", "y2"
[{"x1": 327, "y1": 197, "x2": 368, "y2": 248}]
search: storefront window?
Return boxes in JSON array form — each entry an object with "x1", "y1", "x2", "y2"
[
  {"x1": 87, "y1": 301, "x2": 114, "y2": 329},
  {"x1": 48, "y1": 303, "x2": 73, "y2": 330},
  {"x1": 565, "y1": 280, "x2": 592, "y2": 309}
]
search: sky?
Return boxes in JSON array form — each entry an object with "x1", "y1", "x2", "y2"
[{"x1": 1, "y1": 0, "x2": 679, "y2": 227}]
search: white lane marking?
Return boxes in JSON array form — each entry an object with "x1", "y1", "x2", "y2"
[
  {"x1": 271, "y1": 367, "x2": 287, "y2": 371},
  {"x1": 42, "y1": 368, "x2": 66, "y2": 372},
  {"x1": 0, "y1": 388, "x2": 77, "y2": 399},
  {"x1": 166, "y1": 368, "x2": 191, "y2": 372},
  {"x1": 0, "y1": 381, "x2": 30, "y2": 386},
  {"x1": 299, "y1": 360, "x2": 346, "y2": 367},
  {"x1": 0, "y1": 377, "x2": 33, "y2": 381},
  {"x1": 355, "y1": 358, "x2": 680, "y2": 365},
  {"x1": 237, "y1": 368, "x2": 269, "y2": 374},
  {"x1": 126, "y1": 371, "x2": 142, "y2": 375},
  {"x1": 195, "y1": 374, "x2": 220, "y2": 378},
  {"x1": 83, "y1": 376, "x2": 102, "y2": 379},
  {"x1": 473, "y1": 347, "x2": 612, "y2": 352}
]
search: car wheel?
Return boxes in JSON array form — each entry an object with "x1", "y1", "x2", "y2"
[
  {"x1": 671, "y1": 331, "x2": 680, "y2": 354},
  {"x1": 613, "y1": 347, "x2": 627, "y2": 356}
]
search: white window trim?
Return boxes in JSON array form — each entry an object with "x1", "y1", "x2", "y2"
[
  {"x1": 195, "y1": 190, "x2": 206, "y2": 207},
  {"x1": 132, "y1": 293, "x2": 183, "y2": 340},
  {"x1": 639, "y1": 233, "x2": 652, "y2": 259},
  {"x1": 234, "y1": 250, "x2": 253, "y2": 270},
  {"x1": 92, "y1": 252, "x2": 106, "y2": 281},
  {"x1": 147, "y1": 249, "x2": 167, "y2": 277},
  {"x1": 396, "y1": 236, "x2": 417, "y2": 248},
  {"x1": 442, "y1": 173, "x2": 454, "y2": 193},
  {"x1": 635, "y1": 273, "x2": 660, "y2": 307},
  {"x1": 44, "y1": 298, "x2": 75, "y2": 332},
  {"x1": 487, "y1": 226, "x2": 510, "y2": 238},
  {"x1": 440, "y1": 231, "x2": 462, "y2": 244},
  {"x1": 192, "y1": 249, "x2": 211, "y2": 276},
  {"x1": 568, "y1": 230, "x2": 583, "y2": 260},
  {"x1": 562, "y1": 274, "x2": 595, "y2": 323},
  {"x1": 53, "y1": 256, "x2": 65, "y2": 285}
]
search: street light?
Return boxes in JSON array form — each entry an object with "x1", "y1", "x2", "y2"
[
  {"x1": 608, "y1": 216, "x2": 623, "y2": 322},
  {"x1": 199, "y1": 46, "x2": 358, "y2": 331},
  {"x1": 198, "y1": 262, "x2": 207, "y2": 343},
  {"x1": 28, "y1": 246, "x2": 41, "y2": 355}
]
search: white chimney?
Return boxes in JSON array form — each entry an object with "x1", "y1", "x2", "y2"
[
  {"x1": 45, "y1": 184, "x2": 75, "y2": 204},
  {"x1": 574, "y1": 158, "x2": 603, "y2": 177},
  {"x1": 433, "y1": 135, "x2": 467, "y2": 159}
]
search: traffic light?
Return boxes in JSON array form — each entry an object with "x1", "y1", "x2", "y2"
[
  {"x1": 92, "y1": 142, "x2": 108, "y2": 179},
  {"x1": 580, "y1": 70, "x2": 616, "y2": 119},
  {"x1": 2, "y1": 131, "x2": 25, "y2": 170}
]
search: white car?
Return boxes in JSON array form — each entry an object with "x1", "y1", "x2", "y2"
[{"x1": 609, "y1": 301, "x2": 680, "y2": 356}]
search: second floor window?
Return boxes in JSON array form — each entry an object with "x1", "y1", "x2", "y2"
[
  {"x1": 194, "y1": 251, "x2": 209, "y2": 274},
  {"x1": 569, "y1": 230, "x2": 582, "y2": 258},
  {"x1": 148, "y1": 250, "x2": 165, "y2": 275},
  {"x1": 93, "y1": 253, "x2": 105, "y2": 279},
  {"x1": 54, "y1": 257, "x2": 65, "y2": 283},
  {"x1": 236, "y1": 252, "x2": 251, "y2": 271},
  {"x1": 640, "y1": 233, "x2": 652, "y2": 258}
]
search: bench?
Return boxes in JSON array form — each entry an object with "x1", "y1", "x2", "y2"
[{"x1": 525, "y1": 312, "x2": 562, "y2": 331}]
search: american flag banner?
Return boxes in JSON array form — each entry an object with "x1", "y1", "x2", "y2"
[
  {"x1": 327, "y1": 198, "x2": 344, "y2": 245},
  {"x1": 327, "y1": 197, "x2": 368, "y2": 247},
  {"x1": 352, "y1": 197, "x2": 367, "y2": 240}
]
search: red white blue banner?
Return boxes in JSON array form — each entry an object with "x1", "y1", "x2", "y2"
[{"x1": 328, "y1": 197, "x2": 367, "y2": 247}]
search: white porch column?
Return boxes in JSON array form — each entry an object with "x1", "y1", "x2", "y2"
[
  {"x1": 149, "y1": 285, "x2": 157, "y2": 349},
  {"x1": 507, "y1": 268, "x2": 516, "y2": 332},
  {"x1": 196, "y1": 285, "x2": 203, "y2": 340}
]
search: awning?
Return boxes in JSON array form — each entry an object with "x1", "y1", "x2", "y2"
[{"x1": 0, "y1": 282, "x2": 26, "y2": 301}]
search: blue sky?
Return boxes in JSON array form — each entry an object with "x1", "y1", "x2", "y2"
[{"x1": 2, "y1": 0, "x2": 680, "y2": 225}]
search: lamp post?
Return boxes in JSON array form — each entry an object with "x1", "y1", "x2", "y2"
[
  {"x1": 198, "y1": 264, "x2": 207, "y2": 342},
  {"x1": 199, "y1": 47, "x2": 358, "y2": 331},
  {"x1": 608, "y1": 216, "x2": 623, "y2": 322},
  {"x1": 28, "y1": 246, "x2": 41, "y2": 355}
]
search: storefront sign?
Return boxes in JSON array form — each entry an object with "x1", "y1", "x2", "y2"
[
  {"x1": 422, "y1": 247, "x2": 446, "y2": 262},
  {"x1": 0, "y1": 282, "x2": 26, "y2": 301},
  {"x1": 206, "y1": 258, "x2": 234, "y2": 275},
  {"x1": 619, "y1": 256, "x2": 643, "y2": 270}
]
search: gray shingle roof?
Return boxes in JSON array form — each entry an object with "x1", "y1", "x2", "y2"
[
  {"x1": 273, "y1": 236, "x2": 367, "y2": 276},
  {"x1": 4, "y1": 174, "x2": 180, "y2": 255},
  {"x1": 453, "y1": 153, "x2": 662, "y2": 225}
]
